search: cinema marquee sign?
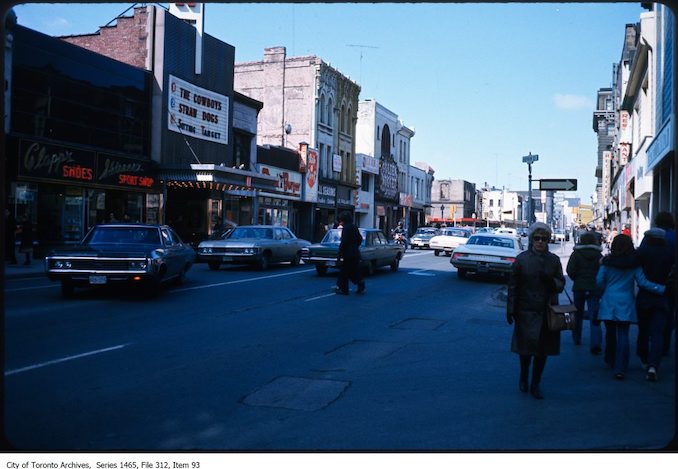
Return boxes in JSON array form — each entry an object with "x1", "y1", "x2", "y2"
[
  {"x1": 19, "y1": 140, "x2": 156, "y2": 190},
  {"x1": 168, "y1": 74, "x2": 229, "y2": 144}
]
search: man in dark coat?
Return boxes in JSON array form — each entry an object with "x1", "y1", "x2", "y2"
[
  {"x1": 336, "y1": 211, "x2": 365, "y2": 295},
  {"x1": 507, "y1": 222, "x2": 565, "y2": 399},
  {"x1": 635, "y1": 228, "x2": 674, "y2": 381},
  {"x1": 566, "y1": 232, "x2": 603, "y2": 351}
]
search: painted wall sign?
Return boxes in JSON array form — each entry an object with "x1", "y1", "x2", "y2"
[
  {"x1": 97, "y1": 154, "x2": 156, "y2": 188},
  {"x1": 168, "y1": 74, "x2": 229, "y2": 144},
  {"x1": 360, "y1": 154, "x2": 380, "y2": 175},
  {"x1": 376, "y1": 157, "x2": 398, "y2": 201},
  {"x1": 318, "y1": 183, "x2": 336, "y2": 206},
  {"x1": 259, "y1": 164, "x2": 302, "y2": 198}
]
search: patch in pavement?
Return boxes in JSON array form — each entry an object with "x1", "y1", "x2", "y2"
[
  {"x1": 242, "y1": 376, "x2": 350, "y2": 411},
  {"x1": 324, "y1": 339, "x2": 405, "y2": 362},
  {"x1": 390, "y1": 318, "x2": 446, "y2": 330}
]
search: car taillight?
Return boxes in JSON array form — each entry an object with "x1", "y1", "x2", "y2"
[
  {"x1": 501, "y1": 257, "x2": 516, "y2": 262},
  {"x1": 452, "y1": 252, "x2": 465, "y2": 260}
]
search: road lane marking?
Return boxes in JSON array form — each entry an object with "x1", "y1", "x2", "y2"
[
  {"x1": 305, "y1": 292, "x2": 337, "y2": 302},
  {"x1": 4, "y1": 343, "x2": 130, "y2": 376},
  {"x1": 5, "y1": 284, "x2": 58, "y2": 292},
  {"x1": 173, "y1": 268, "x2": 316, "y2": 292},
  {"x1": 408, "y1": 269, "x2": 436, "y2": 276}
]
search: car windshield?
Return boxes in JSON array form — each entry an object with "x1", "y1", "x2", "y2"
[
  {"x1": 228, "y1": 227, "x2": 273, "y2": 239},
  {"x1": 85, "y1": 227, "x2": 160, "y2": 245},
  {"x1": 467, "y1": 236, "x2": 515, "y2": 249},
  {"x1": 322, "y1": 229, "x2": 343, "y2": 243},
  {"x1": 415, "y1": 228, "x2": 438, "y2": 235},
  {"x1": 441, "y1": 229, "x2": 470, "y2": 238}
]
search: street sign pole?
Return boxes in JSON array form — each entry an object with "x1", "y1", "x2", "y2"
[{"x1": 522, "y1": 152, "x2": 539, "y2": 224}]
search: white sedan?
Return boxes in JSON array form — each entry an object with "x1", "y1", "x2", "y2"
[
  {"x1": 429, "y1": 227, "x2": 473, "y2": 256},
  {"x1": 449, "y1": 233, "x2": 525, "y2": 279}
]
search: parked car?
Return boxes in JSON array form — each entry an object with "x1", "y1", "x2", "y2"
[
  {"x1": 449, "y1": 233, "x2": 525, "y2": 279},
  {"x1": 301, "y1": 228, "x2": 405, "y2": 276},
  {"x1": 197, "y1": 225, "x2": 310, "y2": 270},
  {"x1": 552, "y1": 229, "x2": 567, "y2": 243},
  {"x1": 45, "y1": 223, "x2": 196, "y2": 298},
  {"x1": 495, "y1": 227, "x2": 518, "y2": 238},
  {"x1": 429, "y1": 227, "x2": 473, "y2": 256},
  {"x1": 409, "y1": 227, "x2": 440, "y2": 249}
]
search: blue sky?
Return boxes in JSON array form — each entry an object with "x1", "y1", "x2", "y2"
[{"x1": 12, "y1": 2, "x2": 644, "y2": 200}]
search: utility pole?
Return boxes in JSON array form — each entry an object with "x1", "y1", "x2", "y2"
[{"x1": 522, "y1": 152, "x2": 539, "y2": 224}]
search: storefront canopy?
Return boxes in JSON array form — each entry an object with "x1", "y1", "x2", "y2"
[{"x1": 158, "y1": 164, "x2": 279, "y2": 192}]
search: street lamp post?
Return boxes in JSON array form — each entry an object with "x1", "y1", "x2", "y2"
[
  {"x1": 522, "y1": 152, "x2": 539, "y2": 224},
  {"x1": 440, "y1": 204, "x2": 445, "y2": 223}
]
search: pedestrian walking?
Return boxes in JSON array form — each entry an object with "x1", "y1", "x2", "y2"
[
  {"x1": 335, "y1": 211, "x2": 365, "y2": 295},
  {"x1": 621, "y1": 224, "x2": 631, "y2": 238},
  {"x1": 566, "y1": 232, "x2": 603, "y2": 351},
  {"x1": 596, "y1": 234, "x2": 665, "y2": 380},
  {"x1": 18, "y1": 213, "x2": 34, "y2": 265},
  {"x1": 635, "y1": 228, "x2": 674, "y2": 382},
  {"x1": 506, "y1": 222, "x2": 565, "y2": 399},
  {"x1": 649, "y1": 211, "x2": 676, "y2": 357},
  {"x1": 5, "y1": 208, "x2": 17, "y2": 264}
]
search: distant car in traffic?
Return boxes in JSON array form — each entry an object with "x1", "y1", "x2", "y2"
[
  {"x1": 45, "y1": 223, "x2": 196, "y2": 298},
  {"x1": 552, "y1": 229, "x2": 567, "y2": 243},
  {"x1": 197, "y1": 225, "x2": 310, "y2": 271},
  {"x1": 450, "y1": 233, "x2": 525, "y2": 280},
  {"x1": 429, "y1": 227, "x2": 473, "y2": 256},
  {"x1": 301, "y1": 228, "x2": 405, "y2": 276},
  {"x1": 409, "y1": 227, "x2": 440, "y2": 249}
]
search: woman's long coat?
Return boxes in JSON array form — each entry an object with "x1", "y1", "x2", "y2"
[{"x1": 507, "y1": 247, "x2": 565, "y2": 356}]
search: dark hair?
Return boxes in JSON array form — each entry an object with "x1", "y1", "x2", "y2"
[
  {"x1": 610, "y1": 234, "x2": 634, "y2": 256},
  {"x1": 579, "y1": 232, "x2": 597, "y2": 245},
  {"x1": 654, "y1": 211, "x2": 675, "y2": 230},
  {"x1": 339, "y1": 211, "x2": 353, "y2": 224}
]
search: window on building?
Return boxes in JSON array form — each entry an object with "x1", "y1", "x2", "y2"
[
  {"x1": 377, "y1": 126, "x2": 380, "y2": 140},
  {"x1": 347, "y1": 106, "x2": 352, "y2": 135},
  {"x1": 489, "y1": 199, "x2": 494, "y2": 207},
  {"x1": 320, "y1": 94, "x2": 326, "y2": 124},
  {"x1": 327, "y1": 98, "x2": 333, "y2": 127},
  {"x1": 361, "y1": 173, "x2": 370, "y2": 192},
  {"x1": 340, "y1": 105, "x2": 346, "y2": 133}
]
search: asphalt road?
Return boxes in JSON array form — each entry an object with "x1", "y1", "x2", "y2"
[{"x1": 3, "y1": 246, "x2": 676, "y2": 450}]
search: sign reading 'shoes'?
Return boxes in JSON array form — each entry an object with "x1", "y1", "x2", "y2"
[{"x1": 168, "y1": 75, "x2": 229, "y2": 144}]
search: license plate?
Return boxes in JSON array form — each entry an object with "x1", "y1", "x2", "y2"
[
  {"x1": 89, "y1": 275, "x2": 107, "y2": 285},
  {"x1": 327, "y1": 260, "x2": 336, "y2": 267},
  {"x1": 222, "y1": 256, "x2": 232, "y2": 261},
  {"x1": 477, "y1": 264, "x2": 489, "y2": 272}
]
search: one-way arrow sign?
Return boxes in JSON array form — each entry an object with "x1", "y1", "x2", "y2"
[{"x1": 539, "y1": 179, "x2": 577, "y2": 191}]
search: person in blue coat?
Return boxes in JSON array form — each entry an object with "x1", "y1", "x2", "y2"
[{"x1": 597, "y1": 234, "x2": 665, "y2": 380}]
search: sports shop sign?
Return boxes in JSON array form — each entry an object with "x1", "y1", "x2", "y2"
[
  {"x1": 18, "y1": 140, "x2": 156, "y2": 190},
  {"x1": 168, "y1": 75, "x2": 229, "y2": 144}
]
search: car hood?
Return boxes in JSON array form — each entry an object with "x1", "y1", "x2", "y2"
[
  {"x1": 453, "y1": 244, "x2": 519, "y2": 256},
  {"x1": 430, "y1": 235, "x2": 469, "y2": 244},
  {"x1": 47, "y1": 244, "x2": 161, "y2": 258},
  {"x1": 412, "y1": 234, "x2": 436, "y2": 240}
]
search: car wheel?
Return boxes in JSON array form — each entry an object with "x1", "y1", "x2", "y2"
[
  {"x1": 208, "y1": 261, "x2": 220, "y2": 271},
  {"x1": 291, "y1": 251, "x2": 301, "y2": 266},
  {"x1": 61, "y1": 281, "x2": 75, "y2": 298},
  {"x1": 434, "y1": 250, "x2": 440, "y2": 257},
  {"x1": 457, "y1": 268, "x2": 467, "y2": 279},
  {"x1": 366, "y1": 261, "x2": 376, "y2": 276},
  {"x1": 174, "y1": 265, "x2": 188, "y2": 285},
  {"x1": 390, "y1": 256, "x2": 400, "y2": 272},
  {"x1": 259, "y1": 253, "x2": 271, "y2": 271},
  {"x1": 315, "y1": 265, "x2": 328, "y2": 276}
]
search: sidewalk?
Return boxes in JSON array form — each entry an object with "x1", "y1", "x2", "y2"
[{"x1": 4, "y1": 258, "x2": 46, "y2": 280}]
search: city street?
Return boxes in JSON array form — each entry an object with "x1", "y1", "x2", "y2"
[{"x1": 3, "y1": 245, "x2": 675, "y2": 451}]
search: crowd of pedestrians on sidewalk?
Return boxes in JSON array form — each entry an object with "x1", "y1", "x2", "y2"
[{"x1": 507, "y1": 213, "x2": 675, "y2": 400}]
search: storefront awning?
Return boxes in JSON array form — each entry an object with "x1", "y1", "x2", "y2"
[{"x1": 158, "y1": 164, "x2": 279, "y2": 191}]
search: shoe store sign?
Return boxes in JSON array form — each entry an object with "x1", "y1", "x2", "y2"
[{"x1": 168, "y1": 74, "x2": 229, "y2": 144}]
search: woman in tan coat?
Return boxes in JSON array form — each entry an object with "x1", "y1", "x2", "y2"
[{"x1": 507, "y1": 222, "x2": 565, "y2": 399}]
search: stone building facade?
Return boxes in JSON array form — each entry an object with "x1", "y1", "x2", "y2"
[{"x1": 234, "y1": 47, "x2": 360, "y2": 238}]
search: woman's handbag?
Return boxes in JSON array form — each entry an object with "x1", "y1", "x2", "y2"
[{"x1": 547, "y1": 289, "x2": 577, "y2": 332}]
